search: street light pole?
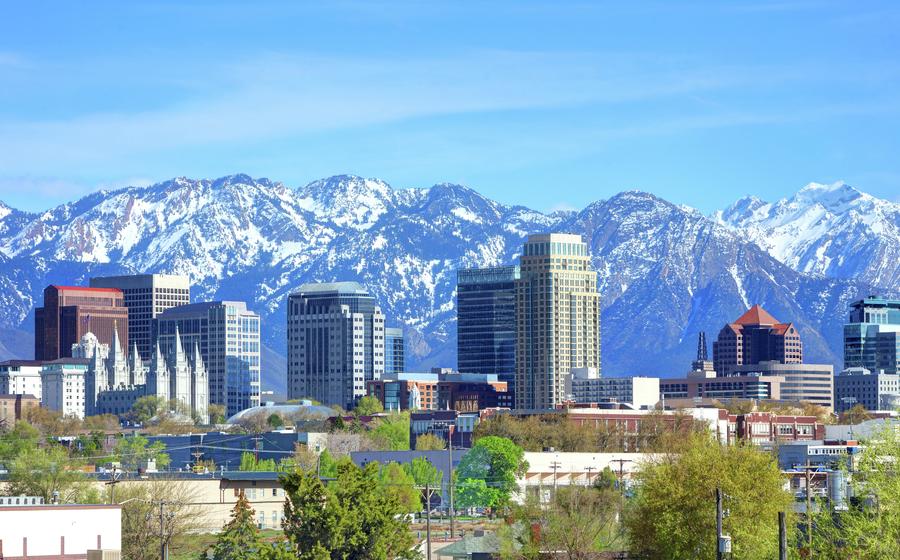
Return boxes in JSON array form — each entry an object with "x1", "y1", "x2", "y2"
[
  {"x1": 716, "y1": 487, "x2": 723, "y2": 560},
  {"x1": 448, "y1": 425, "x2": 455, "y2": 539}
]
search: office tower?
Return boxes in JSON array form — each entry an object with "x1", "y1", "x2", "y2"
[
  {"x1": 729, "y1": 362, "x2": 834, "y2": 409},
  {"x1": 287, "y1": 282, "x2": 385, "y2": 410},
  {"x1": 384, "y1": 327, "x2": 405, "y2": 376},
  {"x1": 844, "y1": 296, "x2": 900, "y2": 374},
  {"x1": 90, "y1": 274, "x2": 191, "y2": 362},
  {"x1": 0, "y1": 360, "x2": 43, "y2": 400},
  {"x1": 34, "y1": 285, "x2": 128, "y2": 361},
  {"x1": 457, "y1": 265, "x2": 519, "y2": 404},
  {"x1": 713, "y1": 305, "x2": 802, "y2": 375},
  {"x1": 567, "y1": 368, "x2": 660, "y2": 409},
  {"x1": 515, "y1": 233, "x2": 601, "y2": 410},
  {"x1": 156, "y1": 301, "x2": 260, "y2": 416},
  {"x1": 834, "y1": 367, "x2": 900, "y2": 412}
]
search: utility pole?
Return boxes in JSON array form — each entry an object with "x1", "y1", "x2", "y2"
[
  {"x1": 716, "y1": 487, "x2": 724, "y2": 560},
  {"x1": 448, "y1": 425, "x2": 455, "y2": 539},
  {"x1": 550, "y1": 460, "x2": 562, "y2": 493},
  {"x1": 801, "y1": 462, "x2": 815, "y2": 556},
  {"x1": 610, "y1": 458, "x2": 632, "y2": 493},
  {"x1": 252, "y1": 435, "x2": 263, "y2": 462},
  {"x1": 105, "y1": 465, "x2": 120, "y2": 504},
  {"x1": 778, "y1": 511, "x2": 787, "y2": 560},
  {"x1": 159, "y1": 500, "x2": 166, "y2": 560},
  {"x1": 425, "y1": 481, "x2": 432, "y2": 560},
  {"x1": 585, "y1": 465, "x2": 595, "y2": 487}
]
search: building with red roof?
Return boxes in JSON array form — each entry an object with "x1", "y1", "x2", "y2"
[{"x1": 713, "y1": 304, "x2": 803, "y2": 374}]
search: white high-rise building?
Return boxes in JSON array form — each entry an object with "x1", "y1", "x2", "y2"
[
  {"x1": 40, "y1": 359, "x2": 89, "y2": 418},
  {"x1": 0, "y1": 360, "x2": 43, "y2": 400},
  {"x1": 287, "y1": 282, "x2": 385, "y2": 410},
  {"x1": 515, "y1": 233, "x2": 601, "y2": 410}
]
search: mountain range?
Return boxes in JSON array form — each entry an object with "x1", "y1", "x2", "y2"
[{"x1": 0, "y1": 176, "x2": 897, "y2": 393}]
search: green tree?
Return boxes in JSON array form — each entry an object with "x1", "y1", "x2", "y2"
[
  {"x1": 7, "y1": 445, "x2": 95, "y2": 503},
  {"x1": 405, "y1": 456, "x2": 443, "y2": 488},
  {"x1": 379, "y1": 461, "x2": 421, "y2": 512},
  {"x1": 811, "y1": 425, "x2": 900, "y2": 559},
  {"x1": 457, "y1": 436, "x2": 528, "y2": 509},
  {"x1": 115, "y1": 433, "x2": 171, "y2": 471},
  {"x1": 593, "y1": 466, "x2": 618, "y2": 491},
  {"x1": 370, "y1": 412, "x2": 410, "y2": 451},
  {"x1": 208, "y1": 490, "x2": 263, "y2": 560},
  {"x1": 625, "y1": 434, "x2": 794, "y2": 560},
  {"x1": 267, "y1": 413, "x2": 285, "y2": 429},
  {"x1": 0, "y1": 420, "x2": 41, "y2": 461},
  {"x1": 317, "y1": 449, "x2": 338, "y2": 478},
  {"x1": 838, "y1": 403, "x2": 872, "y2": 425},
  {"x1": 281, "y1": 459, "x2": 418, "y2": 559},
  {"x1": 128, "y1": 395, "x2": 166, "y2": 424},
  {"x1": 414, "y1": 433, "x2": 445, "y2": 450},
  {"x1": 455, "y1": 477, "x2": 501, "y2": 510},
  {"x1": 239, "y1": 451, "x2": 278, "y2": 472},
  {"x1": 355, "y1": 395, "x2": 384, "y2": 416}
]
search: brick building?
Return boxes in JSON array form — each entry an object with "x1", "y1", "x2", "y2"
[{"x1": 34, "y1": 285, "x2": 128, "y2": 361}]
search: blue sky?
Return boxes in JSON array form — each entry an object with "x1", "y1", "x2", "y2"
[{"x1": 1, "y1": 1, "x2": 898, "y2": 213}]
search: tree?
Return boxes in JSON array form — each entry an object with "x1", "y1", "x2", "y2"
[
  {"x1": 83, "y1": 414, "x2": 121, "y2": 431},
  {"x1": 267, "y1": 413, "x2": 285, "y2": 429},
  {"x1": 811, "y1": 425, "x2": 900, "y2": 558},
  {"x1": 355, "y1": 395, "x2": 384, "y2": 416},
  {"x1": 506, "y1": 485, "x2": 626, "y2": 560},
  {"x1": 379, "y1": 461, "x2": 421, "y2": 512},
  {"x1": 455, "y1": 477, "x2": 501, "y2": 510},
  {"x1": 414, "y1": 433, "x2": 445, "y2": 450},
  {"x1": 239, "y1": 451, "x2": 278, "y2": 472},
  {"x1": 317, "y1": 449, "x2": 338, "y2": 478},
  {"x1": 370, "y1": 412, "x2": 410, "y2": 451},
  {"x1": 208, "y1": 491, "x2": 264, "y2": 560},
  {"x1": 7, "y1": 445, "x2": 96, "y2": 503},
  {"x1": 405, "y1": 456, "x2": 443, "y2": 488},
  {"x1": 24, "y1": 406, "x2": 82, "y2": 436},
  {"x1": 838, "y1": 403, "x2": 872, "y2": 425},
  {"x1": 116, "y1": 478, "x2": 206, "y2": 560},
  {"x1": 0, "y1": 420, "x2": 41, "y2": 461},
  {"x1": 281, "y1": 459, "x2": 418, "y2": 559},
  {"x1": 625, "y1": 434, "x2": 794, "y2": 560},
  {"x1": 114, "y1": 433, "x2": 171, "y2": 471},
  {"x1": 128, "y1": 395, "x2": 166, "y2": 424},
  {"x1": 208, "y1": 404, "x2": 228, "y2": 425},
  {"x1": 457, "y1": 436, "x2": 528, "y2": 509}
]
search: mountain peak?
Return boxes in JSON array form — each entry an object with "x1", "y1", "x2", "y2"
[{"x1": 298, "y1": 175, "x2": 396, "y2": 230}]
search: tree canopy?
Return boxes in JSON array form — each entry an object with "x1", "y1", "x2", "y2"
[
  {"x1": 209, "y1": 491, "x2": 264, "y2": 560},
  {"x1": 354, "y1": 395, "x2": 384, "y2": 416},
  {"x1": 456, "y1": 436, "x2": 527, "y2": 509}
]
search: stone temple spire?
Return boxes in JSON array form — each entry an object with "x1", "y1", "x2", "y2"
[
  {"x1": 108, "y1": 322, "x2": 129, "y2": 387},
  {"x1": 130, "y1": 342, "x2": 145, "y2": 386},
  {"x1": 149, "y1": 340, "x2": 170, "y2": 402}
]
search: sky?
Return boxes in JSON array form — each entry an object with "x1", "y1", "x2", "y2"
[{"x1": 1, "y1": 1, "x2": 898, "y2": 214}]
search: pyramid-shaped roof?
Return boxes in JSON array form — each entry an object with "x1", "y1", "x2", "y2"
[{"x1": 733, "y1": 304, "x2": 780, "y2": 326}]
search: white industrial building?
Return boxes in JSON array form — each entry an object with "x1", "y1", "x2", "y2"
[
  {"x1": 0, "y1": 502, "x2": 121, "y2": 557},
  {"x1": 0, "y1": 360, "x2": 43, "y2": 401}
]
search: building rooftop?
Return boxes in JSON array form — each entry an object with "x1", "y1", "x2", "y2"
[
  {"x1": 48, "y1": 285, "x2": 122, "y2": 294},
  {"x1": 157, "y1": 300, "x2": 255, "y2": 317},
  {"x1": 0, "y1": 360, "x2": 43, "y2": 367},
  {"x1": 294, "y1": 281, "x2": 369, "y2": 295},
  {"x1": 733, "y1": 304, "x2": 781, "y2": 326}
]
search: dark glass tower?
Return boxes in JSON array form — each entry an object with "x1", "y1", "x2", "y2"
[
  {"x1": 457, "y1": 265, "x2": 519, "y2": 406},
  {"x1": 384, "y1": 327, "x2": 405, "y2": 375}
]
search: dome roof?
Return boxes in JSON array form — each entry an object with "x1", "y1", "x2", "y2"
[{"x1": 226, "y1": 403, "x2": 336, "y2": 424}]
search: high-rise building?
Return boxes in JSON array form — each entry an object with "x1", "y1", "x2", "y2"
[
  {"x1": 844, "y1": 296, "x2": 900, "y2": 374},
  {"x1": 384, "y1": 327, "x2": 405, "y2": 376},
  {"x1": 34, "y1": 285, "x2": 129, "y2": 361},
  {"x1": 713, "y1": 305, "x2": 802, "y2": 375},
  {"x1": 40, "y1": 358, "x2": 90, "y2": 418},
  {"x1": 156, "y1": 301, "x2": 260, "y2": 416},
  {"x1": 457, "y1": 265, "x2": 519, "y2": 403},
  {"x1": 287, "y1": 282, "x2": 385, "y2": 410},
  {"x1": 89, "y1": 274, "x2": 191, "y2": 362},
  {"x1": 729, "y1": 362, "x2": 833, "y2": 410},
  {"x1": 567, "y1": 367, "x2": 660, "y2": 409},
  {"x1": 515, "y1": 233, "x2": 601, "y2": 410}
]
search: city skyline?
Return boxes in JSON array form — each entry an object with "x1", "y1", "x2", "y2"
[{"x1": 2, "y1": 2, "x2": 899, "y2": 213}]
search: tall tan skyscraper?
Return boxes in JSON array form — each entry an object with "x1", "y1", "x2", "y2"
[{"x1": 515, "y1": 233, "x2": 601, "y2": 409}]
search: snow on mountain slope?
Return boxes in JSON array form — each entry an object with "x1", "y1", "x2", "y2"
[
  {"x1": 716, "y1": 182, "x2": 900, "y2": 291},
  {"x1": 0, "y1": 175, "x2": 892, "y2": 393}
]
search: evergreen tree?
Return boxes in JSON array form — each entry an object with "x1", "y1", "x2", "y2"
[{"x1": 210, "y1": 490, "x2": 263, "y2": 560}]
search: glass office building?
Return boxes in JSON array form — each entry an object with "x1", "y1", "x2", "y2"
[
  {"x1": 844, "y1": 296, "x2": 900, "y2": 374},
  {"x1": 384, "y1": 327, "x2": 405, "y2": 376},
  {"x1": 457, "y1": 265, "x2": 519, "y2": 406}
]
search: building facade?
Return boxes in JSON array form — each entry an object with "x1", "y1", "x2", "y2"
[
  {"x1": 833, "y1": 366, "x2": 900, "y2": 412},
  {"x1": 410, "y1": 409, "x2": 480, "y2": 448},
  {"x1": 90, "y1": 273, "x2": 191, "y2": 362},
  {"x1": 844, "y1": 296, "x2": 900, "y2": 374},
  {"x1": 713, "y1": 305, "x2": 802, "y2": 374},
  {"x1": 660, "y1": 373, "x2": 784, "y2": 403},
  {"x1": 34, "y1": 285, "x2": 128, "y2": 362},
  {"x1": 515, "y1": 234, "x2": 600, "y2": 410},
  {"x1": 0, "y1": 360, "x2": 43, "y2": 400},
  {"x1": 729, "y1": 361, "x2": 834, "y2": 410},
  {"x1": 40, "y1": 358, "x2": 89, "y2": 418},
  {"x1": 156, "y1": 301, "x2": 260, "y2": 416},
  {"x1": 384, "y1": 327, "x2": 405, "y2": 376},
  {"x1": 287, "y1": 282, "x2": 385, "y2": 409},
  {"x1": 367, "y1": 370, "x2": 511, "y2": 412},
  {"x1": 0, "y1": 393, "x2": 39, "y2": 425},
  {"x1": 567, "y1": 368, "x2": 660, "y2": 409},
  {"x1": 457, "y1": 265, "x2": 519, "y2": 403},
  {"x1": 0, "y1": 503, "x2": 122, "y2": 558}
]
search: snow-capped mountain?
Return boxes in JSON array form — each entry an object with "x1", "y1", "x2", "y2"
[
  {"x1": 716, "y1": 181, "x2": 900, "y2": 291},
  {"x1": 0, "y1": 175, "x2": 893, "y2": 392}
]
